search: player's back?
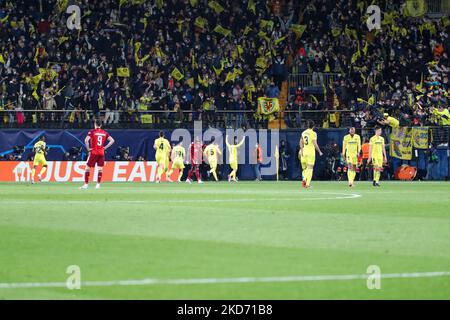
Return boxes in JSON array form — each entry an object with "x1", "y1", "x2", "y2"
[
  {"x1": 89, "y1": 128, "x2": 109, "y2": 155},
  {"x1": 205, "y1": 144, "x2": 218, "y2": 158},
  {"x1": 155, "y1": 137, "x2": 169, "y2": 154},
  {"x1": 173, "y1": 145, "x2": 185, "y2": 159},
  {"x1": 301, "y1": 129, "x2": 316, "y2": 154}
]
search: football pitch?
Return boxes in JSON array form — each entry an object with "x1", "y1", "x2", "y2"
[{"x1": 0, "y1": 181, "x2": 449, "y2": 300}]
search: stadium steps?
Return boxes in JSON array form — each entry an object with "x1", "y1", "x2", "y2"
[{"x1": 269, "y1": 81, "x2": 288, "y2": 129}]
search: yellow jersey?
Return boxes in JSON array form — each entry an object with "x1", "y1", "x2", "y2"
[
  {"x1": 369, "y1": 135, "x2": 385, "y2": 159},
  {"x1": 154, "y1": 137, "x2": 171, "y2": 154},
  {"x1": 343, "y1": 134, "x2": 361, "y2": 156},
  {"x1": 172, "y1": 145, "x2": 185, "y2": 160},
  {"x1": 301, "y1": 129, "x2": 317, "y2": 155},
  {"x1": 386, "y1": 116, "x2": 400, "y2": 128},
  {"x1": 34, "y1": 141, "x2": 46, "y2": 156},
  {"x1": 204, "y1": 144, "x2": 220, "y2": 161}
]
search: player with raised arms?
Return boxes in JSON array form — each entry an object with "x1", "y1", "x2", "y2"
[
  {"x1": 204, "y1": 137, "x2": 222, "y2": 181},
  {"x1": 31, "y1": 135, "x2": 48, "y2": 184},
  {"x1": 153, "y1": 131, "x2": 171, "y2": 183},
  {"x1": 80, "y1": 120, "x2": 115, "y2": 189},
  {"x1": 299, "y1": 120, "x2": 323, "y2": 188},
  {"x1": 342, "y1": 127, "x2": 361, "y2": 187},
  {"x1": 226, "y1": 135, "x2": 245, "y2": 182},
  {"x1": 368, "y1": 126, "x2": 387, "y2": 187}
]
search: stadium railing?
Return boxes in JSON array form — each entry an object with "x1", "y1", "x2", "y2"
[{"x1": 288, "y1": 73, "x2": 341, "y2": 91}]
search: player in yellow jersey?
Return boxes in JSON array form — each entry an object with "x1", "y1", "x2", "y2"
[
  {"x1": 342, "y1": 127, "x2": 361, "y2": 187},
  {"x1": 226, "y1": 135, "x2": 245, "y2": 182},
  {"x1": 31, "y1": 135, "x2": 48, "y2": 184},
  {"x1": 378, "y1": 113, "x2": 400, "y2": 128},
  {"x1": 299, "y1": 120, "x2": 323, "y2": 188},
  {"x1": 167, "y1": 140, "x2": 186, "y2": 182},
  {"x1": 368, "y1": 126, "x2": 387, "y2": 187},
  {"x1": 153, "y1": 131, "x2": 171, "y2": 183},
  {"x1": 204, "y1": 138, "x2": 222, "y2": 181}
]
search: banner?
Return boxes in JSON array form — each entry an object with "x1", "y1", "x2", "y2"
[
  {"x1": 404, "y1": 0, "x2": 427, "y2": 17},
  {"x1": 258, "y1": 97, "x2": 280, "y2": 115},
  {"x1": 412, "y1": 127, "x2": 429, "y2": 149},
  {"x1": 0, "y1": 161, "x2": 166, "y2": 182},
  {"x1": 390, "y1": 127, "x2": 412, "y2": 160}
]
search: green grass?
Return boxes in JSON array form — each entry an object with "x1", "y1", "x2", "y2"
[{"x1": 0, "y1": 181, "x2": 449, "y2": 299}]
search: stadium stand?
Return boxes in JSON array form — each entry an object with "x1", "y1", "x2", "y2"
[{"x1": 0, "y1": 0, "x2": 448, "y2": 131}]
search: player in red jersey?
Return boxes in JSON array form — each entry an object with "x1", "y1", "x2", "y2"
[
  {"x1": 186, "y1": 136, "x2": 203, "y2": 184},
  {"x1": 80, "y1": 120, "x2": 115, "y2": 189}
]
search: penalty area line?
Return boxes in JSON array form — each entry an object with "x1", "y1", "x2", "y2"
[{"x1": 1, "y1": 271, "x2": 450, "y2": 289}]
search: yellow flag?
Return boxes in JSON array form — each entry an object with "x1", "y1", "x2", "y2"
[
  {"x1": 186, "y1": 77, "x2": 195, "y2": 89},
  {"x1": 0, "y1": 53, "x2": 4, "y2": 64},
  {"x1": 310, "y1": 95, "x2": 319, "y2": 105},
  {"x1": 119, "y1": 0, "x2": 128, "y2": 8},
  {"x1": 208, "y1": 1, "x2": 224, "y2": 14},
  {"x1": 156, "y1": 0, "x2": 164, "y2": 10},
  {"x1": 58, "y1": 36, "x2": 69, "y2": 45},
  {"x1": 258, "y1": 31, "x2": 270, "y2": 42},
  {"x1": 198, "y1": 74, "x2": 208, "y2": 87},
  {"x1": 0, "y1": 14, "x2": 9, "y2": 24},
  {"x1": 171, "y1": 68, "x2": 184, "y2": 81},
  {"x1": 225, "y1": 71, "x2": 237, "y2": 83},
  {"x1": 214, "y1": 25, "x2": 231, "y2": 37},
  {"x1": 404, "y1": 0, "x2": 427, "y2": 17},
  {"x1": 256, "y1": 57, "x2": 267, "y2": 70},
  {"x1": 289, "y1": 24, "x2": 306, "y2": 38},
  {"x1": 243, "y1": 26, "x2": 252, "y2": 35},
  {"x1": 368, "y1": 95, "x2": 375, "y2": 105},
  {"x1": 116, "y1": 67, "x2": 130, "y2": 77},
  {"x1": 274, "y1": 35, "x2": 287, "y2": 45},
  {"x1": 190, "y1": 0, "x2": 198, "y2": 7},
  {"x1": 195, "y1": 17, "x2": 207, "y2": 29},
  {"x1": 363, "y1": 40, "x2": 369, "y2": 56},
  {"x1": 248, "y1": 0, "x2": 256, "y2": 14}
]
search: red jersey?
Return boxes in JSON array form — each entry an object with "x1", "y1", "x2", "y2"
[
  {"x1": 88, "y1": 128, "x2": 110, "y2": 156},
  {"x1": 190, "y1": 142, "x2": 203, "y2": 164}
]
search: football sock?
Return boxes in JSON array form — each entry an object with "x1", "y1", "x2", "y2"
[
  {"x1": 305, "y1": 168, "x2": 313, "y2": 186},
  {"x1": 211, "y1": 170, "x2": 218, "y2": 181},
  {"x1": 97, "y1": 171, "x2": 103, "y2": 183},
  {"x1": 40, "y1": 166, "x2": 47, "y2": 176},
  {"x1": 195, "y1": 168, "x2": 200, "y2": 181},
  {"x1": 84, "y1": 171, "x2": 90, "y2": 184},
  {"x1": 374, "y1": 170, "x2": 380, "y2": 183}
]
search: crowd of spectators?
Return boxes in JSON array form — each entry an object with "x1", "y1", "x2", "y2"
[
  {"x1": 285, "y1": 0, "x2": 449, "y2": 129},
  {"x1": 0, "y1": 0, "x2": 448, "y2": 130},
  {"x1": 0, "y1": 0, "x2": 294, "y2": 128}
]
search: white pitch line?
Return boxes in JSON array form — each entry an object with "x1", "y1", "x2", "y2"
[
  {"x1": 1, "y1": 271, "x2": 450, "y2": 289},
  {"x1": 1, "y1": 193, "x2": 361, "y2": 205}
]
